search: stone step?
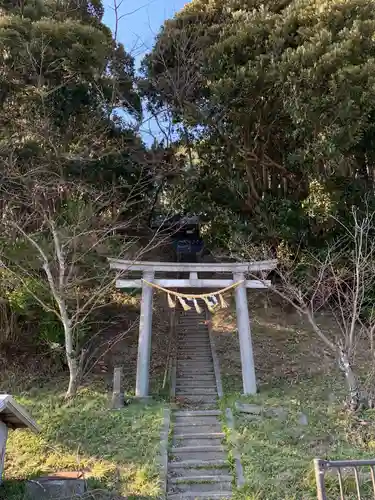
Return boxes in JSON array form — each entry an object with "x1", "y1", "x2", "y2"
[
  {"x1": 176, "y1": 379, "x2": 216, "y2": 386},
  {"x1": 177, "y1": 330, "x2": 208, "y2": 334},
  {"x1": 178, "y1": 334, "x2": 209, "y2": 338},
  {"x1": 178, "y1": 355, "x2": 212, "y2": 360},
  {"x1": 177, "y1": 375, "x2": 215, "y2": 381},
  {"x1": 170, "y1": 475, "x2": 232, "y2": 484},
  {"x1": 173, "y1": 432, "x2": 225, "y2": 440},
  {"x1": 180, "y1": 403, "x2": 218, "y2": 410},
  {"x1": 173, "y1": 436, "x2": 224, "y2": 447},
  {"x1": 176, "y1": 388, "x2": 217, "y2": 395},
  {"x1": 176, "y1": 382, "x2": 216, "y2": 388},
  {"x1": 177, "y1": 359, "x2": 213, "y2": 368},
  {"x1": 171, "y1": 450, "x2": 228, "y2": 462},
  {"x1": 178, "y1": 326, "x2": 207, "y2": 329},
  {"x1": 176, "y1": 384, "x2": 217, "y2": 390},
  {"x1": 176, "y1": 321, "x2": 208, "y2": 335},
  {"x1": 178, "y1": 341, "x2": 210, "y2": 344},
  {"x1": 178, "y1": 318, "x2": 207, "y2": 321},
  {"x1": 178, "y1": 361, "x2": 213, "y2": 366},
  {"x1": 178, "y1": 323, "x2": 208, "y2": 326},
  {"x1": 169, "y1": 467, "x2": 230, "y2": 478},
  {"x1": 178, "y1": 348, "x2": 210, "y2": 352},
  {"x1": 174, "y1": 417, "x2": 221, "y2": 427},
  {"x1": 176, "y1": 375, "x2": 216, "y2": 381},
  {"x1": 177, "y1": 372, "x2": 215, "y2": 377},
  {"x1": 177, "y1": 356, "x2": 212, "y2": 360},
  {"x1": 178, "y1": 330, "x2": 208, "y2": 334},
  {"x1": 178, "y1": 316, "x2": 206, "y2": 320},
  {"x1": 178, "y1": 332, "x2": 208, "y2": 336},
  {"x1": 178, "y1": 323, "x2": 207, "y2": 326},
  {"x1": 178, "y1": 340, "x2": 209, "y2": 343},
  {"x1": 174, "y1": 425, "x2": 223, "y2": 436},
  {"x1": 171, "y1": 445, "x2": 225, "y2": 454},
  {"x1": 174, "y1": 410, "x2": 221, "y2": 416},
  {"x1": 176, "y1": 382, "x2": 217, "y2": 388},
  {"x1": 177, "y1": 368, "x2": 213, "y2": 373},
  {"x1": 176, "y1": 395, "x2": 218, "y2": 403},
  {"x1": 168, "y1": 482, "x2": 232, "y2": 494},
  {"x1": 178, "y1": 364, "x2": 214, "y2": 370},
  {"x1": 178, "y1": 342, "x2": 210, "y2": 347},
  {"x1": 177, "y1": 360, "x2": 212, "y2": 366},
  {"x1": 178, "y1": 338, "x2": 208, "y2": 341},
  {"x1": 177, "y1": 367, "x2": 214, "y2": 372},
  {"x1": 178, "y1": 353, "x2": 212, "y2": 358},
  {"x1": 178, "y1": 347, "x2": 210, "y2": 350},
  {"x1": 169, "y1": 460, "x2": 229, "y2": 469},
  {"x1": 178, "y1": 341, "x2": 209, "y2": 345},
  {"x1": 168, "y1": 493, "x2": 232, "y2": 499},
  {"x1": 178, "y1": 347, "x2": 211, "y2": 351}
]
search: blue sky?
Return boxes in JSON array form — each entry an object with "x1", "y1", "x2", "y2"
[
  {"x1": 103, "y1": 0, "x2": 188, "y2": 67},
  {"x1": 103, "y1": 0, "x2": 189, "y2": 142}
]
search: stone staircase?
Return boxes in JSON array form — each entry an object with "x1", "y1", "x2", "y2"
[{"x1": 167, "y1": 310, "x2": 233, "y2": 499}]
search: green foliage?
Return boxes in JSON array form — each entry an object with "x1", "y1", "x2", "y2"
[
  {"x1": 144, "y1": 0, "x2": 375, "y2": 250},
  {"x1": 38, "y1": 313, "x2": 65, "y2": 347},
  {"x1": 2, "y1": 273, "x2": 43, "y2": 312},
  {"x1": 0, "y1": 268, "x2": 64, "y2": 347},
  {"x1": 0, "y1": 0, "x2": 158, "y2": 396},
  {"x1": 0, "y1": 0, "x2": 145, "y2": 198}
]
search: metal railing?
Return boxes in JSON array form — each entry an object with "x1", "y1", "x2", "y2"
[{"x1": 315, "y1": 458, "x2": 375, "y2": 499}]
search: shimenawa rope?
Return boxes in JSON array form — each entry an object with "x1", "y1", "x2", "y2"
[{"x1": 142, "y1": 279, "x2": 244, "y2": 313}]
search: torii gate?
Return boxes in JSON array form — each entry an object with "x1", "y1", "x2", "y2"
[{"x1": 108, "y1": 259, "x2": 277, "y2": 398}]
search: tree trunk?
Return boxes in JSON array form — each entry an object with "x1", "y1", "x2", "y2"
[
  {"x1": 338, "y1": 348, "x2": 360, "y2": 410},
  {"x1": 66, "y1": 354, "x2": 80, "y2": 398},
  {"x1": 63, "y1": 320, "x2": 81, "y2": 398}
]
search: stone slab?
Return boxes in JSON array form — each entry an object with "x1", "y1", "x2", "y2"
[
  {"x1": 168, "y1": 481, "x2": 232, "y2": 493},
  {"x1": 25, "y1": 479, "x2": 86, "y2": 499},
  {"x1": 169, "y1": 459, "x2": 228, "y2": 469},
  {"x1": 173, "y1": 436, "x2": 224, "y2": 447},
  {"x1": 169, "y1": 467, "x2": 230, "y2": 478},
  {"x1": 171, "y1": 450, "x2": 227, "y2": 462},
  {"x1": 168, "y1": 493, "x2": 232, "y2": 499},
  {"x1": 235, "y1": 402, "x2": 262, "y2": 414},
  {"x1": 174, "y1": 425, "x2": 223, "y2": 436},
  {"x1": 298, "y1": 412, "x2": 308, "y2": 425}
]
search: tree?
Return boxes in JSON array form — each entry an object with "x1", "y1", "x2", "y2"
[
  {"x1": 246, "y1": 205, "x2": 375, "y2": 410},
  {"x1": 143, "y1": 0, "x2": 375, "y2": 250},
  {"x1": 0, "y1": 164, "x2": 171, "y2": 397},
  {"x1": 0, "y1": 0, "x2": 171, "y2": 396}
]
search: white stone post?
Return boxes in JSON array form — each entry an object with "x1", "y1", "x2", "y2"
[
  {"x1": 234, "y1": 272, "x2": 257, "y2": 394},
  {"x1": 135, "y1": 271, "x2": 154, "y2": 398},
  {"x1": 0, "y1": 421, "x2": 8, "y2": 484}
]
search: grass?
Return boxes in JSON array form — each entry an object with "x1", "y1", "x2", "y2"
[
  {"x1": 0, "y1": 294, "x2": 172, "y2": 499},
  {"x1": 4, "y1": 292, "x2": 375, "y2": 499},
  {"x1": 1, "y1": 382, "x2": 164, "y2": 499},
  {"x1": 212, "y1": 298, "x2": 375, "y2": 499},
  {"x1": 219, "y1": 376, "x2": 375, "y2": 499}
]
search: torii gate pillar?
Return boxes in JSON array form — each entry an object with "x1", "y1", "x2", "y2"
[
  {"x1": 135, "y1": 271, "x2": 154, "y2": 398},
  {"x1": 234, "y1": 273, "x2": 257, "y2": 394}
]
